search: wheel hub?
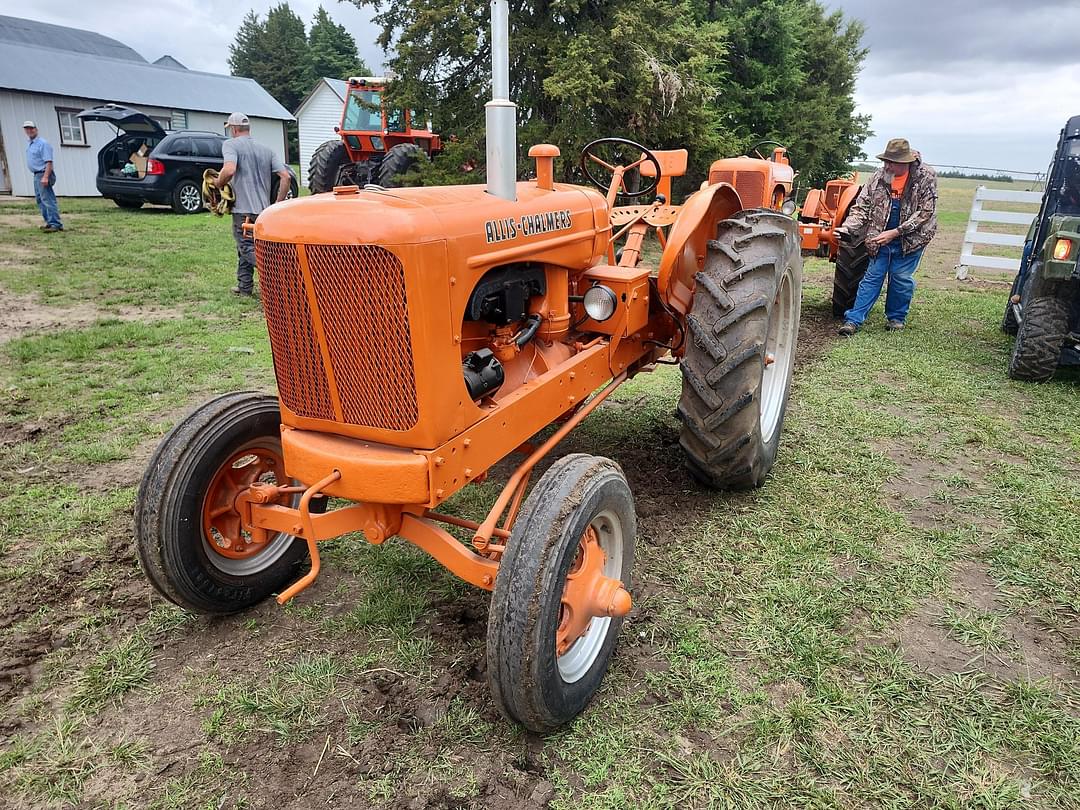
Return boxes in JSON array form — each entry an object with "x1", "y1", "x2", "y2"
[
  {"x1": 557, "y1": 526, "x2": 632, "y2": 656},
  {"x1": 201, "y1": 449, "x2": 289, "y2": 561}
]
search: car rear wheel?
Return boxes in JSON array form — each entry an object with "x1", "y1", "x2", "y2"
[{"x1": 171, "y1": 179, "x2": 203, "y2": 214}]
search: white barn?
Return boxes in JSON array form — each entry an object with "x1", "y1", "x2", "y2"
[
  {"x1": 0, "y1": 15, "x2": 293, "y2": 197},
  {"x1": 295, "y1": 77, "x2": 347, "y2": 188}
]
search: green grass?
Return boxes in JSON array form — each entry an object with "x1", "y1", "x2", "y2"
[{"x1": 0, "y1": 181, "x2": 1077, "y2": 808}]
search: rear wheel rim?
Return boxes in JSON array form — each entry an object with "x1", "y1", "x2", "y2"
[
  {"x1": 760, "y1": 266, "x2": 796, "y2": 444},
  {"x1": 180, "y1": 183, "x2": 201, "y2": 211},
  {"x1": 557, "y1": 509, "x2": 624, "y2": 684},
  {"x1": 200, "y1": 439, "x2": 297, "y2": 576}
]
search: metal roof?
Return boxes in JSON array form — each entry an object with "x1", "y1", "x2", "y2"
[
  {"x1": 0, "y1": 40, "x2": 294, "y2": 121},
  {"x1": 0, "y1": 14, "x2": 145, "y2": 62},
  {"x1": 295, "y1": 78, "x2": 348, "y2": 116},
  {"x1": 153, "y1": 55, "x2": 188, "y2": 70}
]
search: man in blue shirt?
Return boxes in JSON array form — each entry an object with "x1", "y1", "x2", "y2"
[{"x1": 23, "y1": 121, "x2": 63, "y2": 232}]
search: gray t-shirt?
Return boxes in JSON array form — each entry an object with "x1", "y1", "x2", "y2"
[{"x1": 221, "y1": 135, "x2": 287, "y2": 215}]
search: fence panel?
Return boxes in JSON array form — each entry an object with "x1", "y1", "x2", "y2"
[{"x1": 955, "y1": 186, "x2": 1042, "y2": 279}]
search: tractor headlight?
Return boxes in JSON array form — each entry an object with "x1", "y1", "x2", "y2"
[
  {"x1": 584, "y1": 284, "x2": 618, "y2": 322},
  {"x1": 370, "y1": 136, "x2": 384, "y2": 151},
  {"x1": 781, "y1": 199, "x2": 797, "y2": 216},
  {"x1": 1052, "y1": 238, "x2": 1073, "y2": 261}
]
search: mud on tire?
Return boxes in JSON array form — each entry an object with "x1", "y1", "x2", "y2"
[
  {"x1": 678, "y1": 209, "x2": 802, "y2": 490},
  {"x1": 487, "y1": 454, "x2": 635, "y2": 732},
  {"x1": 135, "y1": 391, "x2": 315, "y2": 614}
]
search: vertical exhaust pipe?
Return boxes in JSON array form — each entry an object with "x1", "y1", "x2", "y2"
[{"x1": 486, "y1": 0, "x2": 517, "y2": 201}]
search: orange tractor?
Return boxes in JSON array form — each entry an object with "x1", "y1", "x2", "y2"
[
  {"x1": 308, "y1": 76, "x2": 443, "y2": 193},
  {"x1": 795, "y1": 173, "x2": 869, "y2": 316},
  {"x1": 137, "y1": 2, "x2": 802, "y2": 732}
]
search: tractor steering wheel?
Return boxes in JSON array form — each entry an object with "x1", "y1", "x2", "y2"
[
  {"x1": 580, "y1": 138, "x2": 662, "y2": 200},
  {"x1": 745, "y1": 140, "x2": 790, "y2": 161}
]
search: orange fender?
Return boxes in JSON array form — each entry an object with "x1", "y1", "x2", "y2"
[{"x1": 657, "y1": 182, "x2": 743, "y2": 315}]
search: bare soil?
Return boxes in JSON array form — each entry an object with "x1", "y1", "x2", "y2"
[{"x1": 0, "y1": 288, "x2": 184, "y2": 344}]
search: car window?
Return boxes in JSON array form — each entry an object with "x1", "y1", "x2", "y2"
[
  {"x1": 169, "y1": 137, "x2": 195, "y2": 157},
  {"x1": 194, "y1": 138, "x2": 222, "y2": 158}
]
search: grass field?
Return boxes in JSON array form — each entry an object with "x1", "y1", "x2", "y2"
[{"x1": 0, "y1": 177, "x2": 1077, "y2": 809}]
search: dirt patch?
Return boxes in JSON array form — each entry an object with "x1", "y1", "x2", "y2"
[
  {"x1": 0, "y1": 288, "x2": 185, "y2": 344},
  {"x1": 795, "y1": 300, "x2": 838, "y2": 368}
]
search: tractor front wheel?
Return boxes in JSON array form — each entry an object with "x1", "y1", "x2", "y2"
[
  {"x1": 487, "y1": 454, "x2": 635, "y2": 732},
  {"x1": 678, "y1": 209, "x2": 802, "y2": 489},
  {"x1": 308, "y1": 139, "x2": 359, "y2": 194},
  {"x1": 135, "y1": 391, "x2": 317, "y2": 614},
  {"x1": 378, "y1": 143, "x2": 425, "y2": 187}
]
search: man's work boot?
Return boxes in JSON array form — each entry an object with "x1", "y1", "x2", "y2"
[
  {"x1": 231, "y1": 286, "x2": 254, "y2": 297},
  {"x1": 42, "y1": 226, "x2": 61, "y2": 233},
  {"x1": 885, "y1": 320, "x2": 905, "y2": 331},
  {"x1": 838, "y1": 321, "x2": 859, "y2": 337}
]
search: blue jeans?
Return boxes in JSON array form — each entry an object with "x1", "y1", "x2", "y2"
[
  {"x1": 844, "y1": 241, "x2": 923, "y2": 325},
  {"x1": 33, "y1": 172, "x2": 63, "y2": 229}
]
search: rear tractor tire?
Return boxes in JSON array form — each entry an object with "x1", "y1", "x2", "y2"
[
  {"x1": 487, "y1": 454, "x2": 635, "y2": 732},
  {"x1": 831, "y1": 237, "x2": 869, "y2": 317},
  {"x1": 678, "y1": 208, "x2": 802, "y2": 490},
  {"x1": 136, "y1": 391, "x2": 320, "y2": 614},
  {"x1": 378, "y1": 143, "x2": 425, "y2": 188},
  {"x1": 308, "y1": 139, "x2": 367, "y2": 194}
]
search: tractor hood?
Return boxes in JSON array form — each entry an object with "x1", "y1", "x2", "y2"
[{"x1": 77, "y1": 104, "x2": 167, "y2": 137}]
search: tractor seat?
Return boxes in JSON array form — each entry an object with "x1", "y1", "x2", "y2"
[{"x1": 609, "y1": 205, "x2": 681, "y2": 227}]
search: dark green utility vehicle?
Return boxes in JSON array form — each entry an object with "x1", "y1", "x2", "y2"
[{"x1": 1004, "y1": 115, "x2": 1080, "y2": 381}]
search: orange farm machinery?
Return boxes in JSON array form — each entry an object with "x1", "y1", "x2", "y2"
[
  {"x1": 796, "y1": 173, "x2": 870, "y2": 316},
  {"x1": 137, "y1": 1, "x2": 803, "y2": 732},
  {"x1": 308, "y1": 76, "x2": 443, "y2": 193}
]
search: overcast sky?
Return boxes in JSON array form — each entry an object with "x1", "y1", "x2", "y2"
[{"x1": 5, "y1": 0, "x2": 1079, "y2": 173}]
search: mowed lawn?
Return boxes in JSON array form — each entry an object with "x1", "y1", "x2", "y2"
[{"x1": 0, "y1": 177, "x2": 1077, "y2": 810}]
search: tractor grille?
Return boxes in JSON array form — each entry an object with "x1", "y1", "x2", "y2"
[
  {"x1": 255, "y1": 240, "x2": 419, "y2": 431},
  {"x1": 709, "y1": 170, "x2": 766, "y2": 209}
]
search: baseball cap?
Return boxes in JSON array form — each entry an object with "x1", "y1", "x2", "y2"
[
  {"x1": 22, "y1": 120, "x2": 36, "y2": 128},
  {"x1": 225, "y1": 112, "x2": 250, "y2": 127}
]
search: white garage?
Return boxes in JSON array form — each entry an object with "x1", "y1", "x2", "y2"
[{"x1": 294, "y1": 77, "x2": 348, "y2": 189}]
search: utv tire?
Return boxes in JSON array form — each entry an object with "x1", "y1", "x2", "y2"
[
  {"x1": 114, "y1": 197, "x2": 143, "y2": 210},
  {"x1": 136, "y1": 391, "x2": 318, "y2": 614},
  {"x1": 487, "y1": 454, "x2": 635, "y2": 732},
  {"x1": 308, "y1": 139, "x2": 357, "y2": 194},
  {"x1": 378, "y1": 143, "x2": 425, "y2": 188},
  {"x1": 171, "y1": 179, "x2": 203, "y2": 214},
  {"x1": 831, "y1": 237, "x2": 869, "y2": 317},
  {"x1": 1007, "y1": 272, "x2": 1073, "y2": 382},
  {"x1": 678, "y1": 209, "x2": 802, "y2": 490}
]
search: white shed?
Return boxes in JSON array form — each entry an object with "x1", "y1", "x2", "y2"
[
  {"x1": 295, "y1": 78, "x2": 347, "y2": 188},
  {"x1": 0, "y1": 14, "x2": 294, "y2": 197}
]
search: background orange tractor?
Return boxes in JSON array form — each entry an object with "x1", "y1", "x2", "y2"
[
  {"x1": 796, "y1": 173, "x2": 869, "y2": 316},
  {"x1": 308, "y1": 76, "x2": 443, "y2": 193},
  {"x1": 136, "y1": 2, "x2": 802, "y2": 732}
]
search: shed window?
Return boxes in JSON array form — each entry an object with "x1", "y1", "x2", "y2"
[
  {"x1": 171, "y1": 110, "x2": 188, "y2": 130},
  {"x1": 55, "y1": 108, "x2": 86, "y2": 146}
]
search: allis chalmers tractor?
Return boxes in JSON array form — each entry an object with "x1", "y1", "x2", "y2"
[
  {"x1": 308, "y1": 76, "x2": 443, "y2": 193},
  {"x1": 136, "y1": 1, "x2": 802, "y2": 732},
  {"x1": 795, "y1": 174, "x2": 868, "y2": 317},
  {"x1": 1003, "y1": 115, "x2": 1080, "y2": 381}
]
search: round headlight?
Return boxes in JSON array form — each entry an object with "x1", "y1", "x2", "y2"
[
  {"x1": 584, "y1": 284, "x2": 618, "y2": 322},
  {"x1": 781, "y1": 199, "x2": 796, "y2": 216}
]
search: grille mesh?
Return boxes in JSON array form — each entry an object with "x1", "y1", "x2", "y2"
[
  {"x1": 305, "y1": 244, "x2": 419, "y2": 431},
  {"x1": 255, "y1": 240, "x2": 335, "y2": 421},
  {"x1": 708, "y1": 170, "x2": 766, "y2": 209}
]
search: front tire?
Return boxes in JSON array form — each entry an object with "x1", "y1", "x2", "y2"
[
  {"x1": 1007, "y1": 270, "x2": 1073, "y2": 382},
  {"x1": 378, "y1": 143, "x2": 425, "y2": 188},
  {"x1": 171, "y1": 179, "x2": 203, "y2": 214},
  {"x1": 678, "y1": 209, "x2": 802, "y2": 489},
  {"x1": 135, "y1": 392, "x2": 312, "y2": 614},
  {"x1": 487, "y1": 454, "x2": 635, "y2": 732},
  {"x1": 308, "y1": 139, "x2": 357, "y2": 194}
]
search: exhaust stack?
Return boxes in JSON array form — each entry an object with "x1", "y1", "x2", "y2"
[{"x1": 485, "y1": 0, "x2": 517, "y2": 201}]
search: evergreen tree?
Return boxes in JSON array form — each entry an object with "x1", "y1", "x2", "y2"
[
  {"x1": 306, "y1": 6, "x2": 370, "y2": 83},
  {"x1": 228, "y1": 3, "x2": 309, "y2": 113}
]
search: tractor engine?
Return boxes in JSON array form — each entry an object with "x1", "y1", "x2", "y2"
[{"x1": 252, "y1": 181, "x2": 611, "y2": 469}]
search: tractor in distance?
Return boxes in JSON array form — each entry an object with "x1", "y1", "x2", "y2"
[
  {"x1": 794, "y1": 172, "x2": 868, "y2": 317},
  {"x1": 136, "y1": 0, "x2": 802, "y2": 732},
  {"x1": 1002, "y1": 114, "x2": 1080, "y2": 381},
  {"x1": 308, "y1": 76, "x2": 443, "y2": 193}
]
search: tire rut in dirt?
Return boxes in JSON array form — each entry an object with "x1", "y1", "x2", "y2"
[
  {"x1": 1008, "y1": 273, "x2": 1074, "y2": 381},
  {"x1": 677, "y1": 208, "x2": 802, "y2": 490}
]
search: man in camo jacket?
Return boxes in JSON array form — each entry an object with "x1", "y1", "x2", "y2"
[{"x1": 836, "y1": 138, "x2": 938, "y2": 334}]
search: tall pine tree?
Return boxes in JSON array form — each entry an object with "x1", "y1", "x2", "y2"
[
  {"x1": 228, "y1": 3, "x2": 310, "y2": 113},
  {"x1": 306, "y1": 6, "x2": 370, "y2": 84}
]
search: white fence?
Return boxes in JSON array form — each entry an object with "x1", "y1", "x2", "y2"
[{"x1": 955, "y1": 186, "x2": 1042, "y2": 279}]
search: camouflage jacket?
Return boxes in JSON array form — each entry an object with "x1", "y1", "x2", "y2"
[{"x1": 843, "y1": 161, "x2": 938, "y2": 256}]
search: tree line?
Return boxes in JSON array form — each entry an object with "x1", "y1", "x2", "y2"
[{"x1": 229, "y1": 1, "x2": 872, "y2": 187}]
